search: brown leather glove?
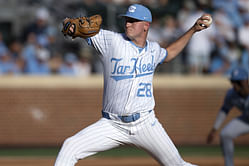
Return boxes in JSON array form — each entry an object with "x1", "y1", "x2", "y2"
[{"x1": 62, "y1": 15, "x2": 102, "y2": 39}]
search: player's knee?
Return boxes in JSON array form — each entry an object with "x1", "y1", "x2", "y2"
[
  {"x1": 62, "y1": 136, "x2": 77, "y2": 149},
  {"x1": 220, "y1": 129, "x2": 233, "y2": 140}
]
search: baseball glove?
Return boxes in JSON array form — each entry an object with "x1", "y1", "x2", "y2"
[{"x1": 62, "y1": 15, "x2": 102, "y2": 39}]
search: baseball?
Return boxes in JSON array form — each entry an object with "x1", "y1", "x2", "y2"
[{"x1": 201, "y1": 14, "x2": 212, "y2": 27}]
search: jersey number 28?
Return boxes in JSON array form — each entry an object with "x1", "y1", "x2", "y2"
[{"x1": 137, "y1": 83, "x2": 152, "y2": 97}]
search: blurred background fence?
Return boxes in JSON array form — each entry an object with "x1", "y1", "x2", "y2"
[{"x1": 0, "y1": 75, "x2": 249, "y2": 147}]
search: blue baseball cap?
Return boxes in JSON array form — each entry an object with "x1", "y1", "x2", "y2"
[
  {"x1": 230, "y1": 67, "x2": 248, "y2": 81},
  {"x1": 120, "y1": 4, "x2": 152, "y2": 22}
]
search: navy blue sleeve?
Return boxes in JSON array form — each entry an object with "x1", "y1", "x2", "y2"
[
  {"x1": 220, "y1": 89, "x2": 234, "y2": 114},
  {"x1": 245, "y1": 96, "x2": 249, "y2": 110}
]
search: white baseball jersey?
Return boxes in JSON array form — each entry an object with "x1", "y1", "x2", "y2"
[
  {"x1": 90, "y1": 29, "x2": 167, "y2": 115},
  {"x1": 54, "y1": 29, "x2": 197, "y2": 166}
]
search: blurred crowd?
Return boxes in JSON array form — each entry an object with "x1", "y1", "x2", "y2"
[{"x1": 0, "y1": 0, "x2": 248, "y2": 76}]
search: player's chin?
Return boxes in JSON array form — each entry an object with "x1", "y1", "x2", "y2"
[{"x1": 125, "y1": 31, "x2": 134, "y2": 40}]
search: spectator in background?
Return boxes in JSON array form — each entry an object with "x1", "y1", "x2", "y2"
[
  {"x1": 21, "y1": 32, "x2": 50, "y2": 75},
  {"x1": 33, "y1": 42, "x2": 51, "y2": 74},
  {"x1": 177, "y1": 0, "x2": 195, "y2": 25},
  {"x1": 157, "y1": 15, "x2": 184, "y2": 73},
  {"x1": 58, "y1": 52, "x2": 78, "y2": 76},
  {"x1": 0, "y1": 49, "x2": 20, "y2": 75},
  {"x1": 21, "y1": 7, "x2": 51, "y2": 43},
  {"x1": 21, "y1": 32, "x2": 37, "y2": 73},
  {"x1": 208, "y1": 50, "x2": 229, "y2": 75},
  {"x1": 66, "y1": 0, "x2": 108, "y2": 28},
  {"x1": 20, "y1": 6, "x2": 58, "y2": 70},
  {"x1": 0, "y1": 33, "x2": 7, "y2": 52},
  {"x1": 238, "y1": 15, "x2": 249, "y2": 73},
  {"x1": 74, "y1": 48, "x2": 92, "y2": 76},
  {"x1": 161, "y1": 15, "x2": 183, "y2": 47},
  {"x1": 223, "y1": 41, "x2": 241, "y2": 75},
  {"x1": 147, "y1": 17, "x2": 163, "y2": 44},
  {"x1": 46, "y1": 25, "x2": 58, "y2": 56},
  {"x1": 208, "y1": 7, "x2": 242, "y2": 76},
  {"x1": 213, "y1": 8, "x2": 236, "y2": 44},
  {"x1": 83, "y1": 46, "x2": 103, "y2": 75},
  {"x1": 177, "y1": 0, "x2": 196, "y2": 71},
  {"x1": 181, "y1": 6, "x2": 215, "y2": 74},
  {"x1": 48, "y1": 52, "x2": 63, "y2": 74},
  {"x1": 208, "y1": 39, "x2": 240, "y2": 76},
  {"x1": 211, "y1": 0, "x2": 243, "y2": 28},
  {"x1": 8, "y1": 39, "x2": 26, "y2": 73},
  {"x1": 238, "y1": 0, "x2": 249, "y2": 12},
  {"x1": 0, "y1": 1, "x2": 248, "y2": 76},
  {"x1": 0, "y1": 33, "x2": 21, "y2": 75},
  {"x1": 8, "y1": 39, "x2": 22, "y2": 60}
]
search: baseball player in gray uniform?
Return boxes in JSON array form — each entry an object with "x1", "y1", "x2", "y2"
[
  {"x1": 207, "y1": 67, "x2": 249, "y2": 166},
  {"x1": 55, "y1": 4, "x2": 211, "y2": 166}
]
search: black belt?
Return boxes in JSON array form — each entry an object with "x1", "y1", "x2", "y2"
[{"x1": 102, "y1": 111, "x2": 140, "y2": 123}]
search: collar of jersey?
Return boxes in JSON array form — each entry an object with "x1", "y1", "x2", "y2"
[{"x1": 129, "y1": 40, "x2": 148, "y2": 53}]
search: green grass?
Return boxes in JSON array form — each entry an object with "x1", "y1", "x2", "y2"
[
  {"x1": 178, "y1": 145, "x2": 249, "y2": 157},
  {"x1": 0, "y1": 145, "x2": 248, "y2": 158},
  {"x1": 178, "y1": 146, "x2": 223, "y2": 157},
  {"x1": 0, "y1": 147, "x2": 59, "y2": 157},
  {"x1": 95, "y1": 145, "x2": 249, "y2": 158}
]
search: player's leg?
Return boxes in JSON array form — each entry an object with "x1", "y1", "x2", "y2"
[
  {"x1": 131, "y1": 111, "x2": 196, "y2": 166},
  {"x1": 220, "y1": 118, "x2": 249, "y2": 166},
  {"x1": 54, "y1": 118, "x2": 128, "y2": 166}
]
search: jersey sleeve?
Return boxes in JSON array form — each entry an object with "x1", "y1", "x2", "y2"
[
  {"x1": 245, "y1": 96, "x2": 249, "y2": 118},
  {"x1": 158, "y1": 47, "x2": 167, "y2": 64},
  {"x1": 213, "y1": 110, "x2": 227, "y2": 130},
  {"x1": 220, "y1": 89, "x2": 234, "y2": 114},
  {"x1": 151, "y1": 42, "x2": 167, "y2": 65},
  {"x1": 245, "y1": 96, "x2": 249, "y2": 110},
  {"x1": 87, "y1": 29, "x2": 115, "y2": 57}
]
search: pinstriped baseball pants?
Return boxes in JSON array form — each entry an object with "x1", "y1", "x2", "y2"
[{"x1": 54, "y1": 110, "x2": 197, "y2": 166}]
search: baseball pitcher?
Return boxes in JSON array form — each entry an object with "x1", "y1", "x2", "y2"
[{"x1": 55, "y1": 4, "x2": 211, "y2": 166}]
